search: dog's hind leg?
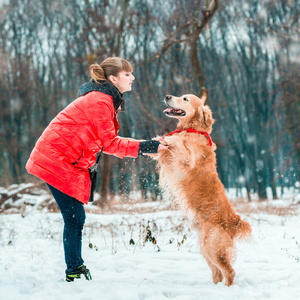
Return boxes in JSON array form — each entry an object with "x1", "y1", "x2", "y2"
[
  {"x1": 201, "y1": 225, "x2": 236, "y2": 286},
  {"x1": 214, "y1": 247, "x2": 236, "y2": 286},
  {"x1": 201, "y1": 248, "x2": 224, "y2": 284}
]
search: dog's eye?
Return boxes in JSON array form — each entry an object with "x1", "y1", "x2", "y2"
[{"x1": 183, "y1": 97, "x2": 189, "y2": 101}]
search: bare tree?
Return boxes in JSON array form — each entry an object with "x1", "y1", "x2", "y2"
[{"x1": 149, "y1": 0, "x2": 218, "y2": 99}]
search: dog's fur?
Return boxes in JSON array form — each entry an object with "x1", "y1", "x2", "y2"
[{"x1": 153, "y1": 94, "x2": 252, "y2": 286}]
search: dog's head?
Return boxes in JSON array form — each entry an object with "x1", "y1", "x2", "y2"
[{"x1": 163, "y1": 93, "x2": 214, "y2": 133}]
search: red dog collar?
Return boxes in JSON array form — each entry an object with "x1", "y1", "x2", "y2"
[{"x1": 164, "y1": 128, "x2": 213, "y2": 146}]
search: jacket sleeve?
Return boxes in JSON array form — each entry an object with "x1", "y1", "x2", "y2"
[{"x1": 83, "y1": 93, "x2": 140, "y2": 159}]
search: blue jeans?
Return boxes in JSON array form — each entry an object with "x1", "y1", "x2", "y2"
[{"x1": 47, "y1": 184, "x2": 86, "y2": 273}]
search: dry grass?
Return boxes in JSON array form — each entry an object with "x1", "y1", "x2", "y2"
[
  {"x1": 85, "y1": 196, "x2": 299, "y2": 217},
  {"x1": 85, "y1": 196, "x2": 175, "y2": 215},
  {"x1": 1, "y1": 184, "x2": 298, "y2": 218},
  {"x1": 231, "y1": 197, "x2": 298, "y2": 217}
]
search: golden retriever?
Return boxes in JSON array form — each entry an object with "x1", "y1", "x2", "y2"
[{"x1": 152, "y1": 93, "x2": 252, "y2": 286}]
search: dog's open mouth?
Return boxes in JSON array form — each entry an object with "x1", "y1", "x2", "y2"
[{"x1": 164, "y1": 107, "x2": 186, "y2": 116}]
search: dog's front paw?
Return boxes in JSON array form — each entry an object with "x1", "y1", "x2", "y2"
[
  {"x1": 152, "y1": 136, "x2": 164, "y2": 142},
  {"x1": 159, "y1": 139, "x2": 169, "y2": 146}
]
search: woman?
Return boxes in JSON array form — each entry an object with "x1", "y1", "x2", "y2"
[{"x1": 26, "y1": 57, "x2": 167, "y2": 282}]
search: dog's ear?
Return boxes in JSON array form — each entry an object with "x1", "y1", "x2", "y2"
[{"x1": 199, "y1": 105, "x2": 214, "y2": 130}]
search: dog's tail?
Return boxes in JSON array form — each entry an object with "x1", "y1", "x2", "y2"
[{"x1": 235, "y1": 219, "x2": 252, "y2": 241}]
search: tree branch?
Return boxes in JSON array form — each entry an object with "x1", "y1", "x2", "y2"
[{"x1": 148, "y1": 22, "x2": 191, "y2": 62}]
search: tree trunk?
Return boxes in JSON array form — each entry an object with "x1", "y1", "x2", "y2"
[
  {"x1": 97, "y1": 0, "x2": 130, "y2": 206},
  {"x1": 189, "y1": 39, "x2": 207, "y2": 97},
  {"x1": 99, "y1": 154, "x2": 112, "y2": 207}
]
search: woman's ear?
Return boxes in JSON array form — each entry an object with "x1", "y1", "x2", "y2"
[{"x1": 108, "y1": 75, "x2": 117, "y2": 85}]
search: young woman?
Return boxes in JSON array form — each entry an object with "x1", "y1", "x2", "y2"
[{"x1": 26, "y1": 57, "x2": 167, "y2": 282}]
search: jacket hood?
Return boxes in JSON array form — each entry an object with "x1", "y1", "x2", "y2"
[{"x1": 77, "y1": 80, "x2": 125, "y2": 112}]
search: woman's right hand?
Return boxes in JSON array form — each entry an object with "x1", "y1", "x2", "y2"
[{"x1": 143, "y1": 143, "x2": 168, "y2": 158}]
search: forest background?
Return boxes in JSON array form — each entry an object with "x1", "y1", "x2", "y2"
[{"x1": 0, "y1": 0, "x2": 299, "y2": 205}]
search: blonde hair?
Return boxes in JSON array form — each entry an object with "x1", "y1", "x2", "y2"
[{"x1": 90, "y1": 57, "x2": 133, "y2": 83}]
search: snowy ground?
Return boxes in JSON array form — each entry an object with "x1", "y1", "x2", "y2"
[{"x1": 1, "y1": 196, "x2": 300, "y2": 300}]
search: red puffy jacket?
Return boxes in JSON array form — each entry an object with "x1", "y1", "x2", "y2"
[{"x1": 26, "y1": 90, "x2": 140, "y2": 204}]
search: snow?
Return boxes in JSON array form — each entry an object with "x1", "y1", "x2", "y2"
[{"x1": 1, "y1": 190, "x2": 300, "y2": 299}]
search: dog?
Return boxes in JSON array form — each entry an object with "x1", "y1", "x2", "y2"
[{"x1": 152, "y1": 93, "x2": 252, "y2": 286}]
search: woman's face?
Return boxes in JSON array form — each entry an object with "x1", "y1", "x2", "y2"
[{"x1": 110, "y1": 71, "x2": 135, "y2": 93}]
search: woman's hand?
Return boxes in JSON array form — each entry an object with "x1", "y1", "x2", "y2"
[
  {"x1": 152, "y1": 136, "x2": 168, "y2": 146},
  {"x1": 143, "y1": 142, "x2": 168, "y2": 158}
]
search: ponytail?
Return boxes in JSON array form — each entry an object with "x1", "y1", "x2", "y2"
[{"x1": 90, "y1": 64, "x2": 106, "y2": 82}]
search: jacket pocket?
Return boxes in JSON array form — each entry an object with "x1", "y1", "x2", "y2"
[
  {"x1": 72, "y1": 149, "x2": 84, "y2": 167},
  {"x1": 73, "y1": 147, "x2": 99, "y2": 170}
]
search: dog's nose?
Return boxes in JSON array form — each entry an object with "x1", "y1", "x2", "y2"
[{"x1": 165, "y1": 95, "x2": 172, "y2": 101}]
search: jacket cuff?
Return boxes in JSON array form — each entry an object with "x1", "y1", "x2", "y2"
[{"x1": 139, "y1": 140, "x2": 160, "y2": 155}]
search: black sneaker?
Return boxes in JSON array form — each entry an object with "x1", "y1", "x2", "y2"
[{"x1": 66, "y1": 265, "x2": 92, "y2": 282}]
